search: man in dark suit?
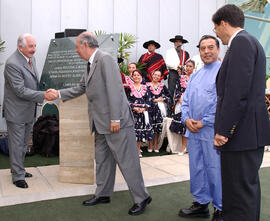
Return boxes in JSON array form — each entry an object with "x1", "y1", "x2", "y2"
[
  {"x1": 49, "y1": 31, "x2": 151, "y2": 215},
  {"x1": 3, "y1": 33, "x2": 54, "y2": 188},
  {"x1": 212, "y1": 5, "x2": 270, "y2": 221}
]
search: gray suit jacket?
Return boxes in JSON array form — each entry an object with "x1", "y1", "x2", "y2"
[
  {"x1": 3, "y1": 49, "x2": 44, "y2": 123},
  {"x1": 60, "y1": 49, "x2": 134, "y2": 134}
]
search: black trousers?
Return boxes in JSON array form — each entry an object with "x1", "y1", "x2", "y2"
[
  {"x1": 221, "y1": 147, "x2": 264, "y2": 221},
  {"x1": 168, "y1": 69, "x2": 179, "y2": 99},
  {"x1": 167, "y1": 69, "x2": 179, "y2": 116}
]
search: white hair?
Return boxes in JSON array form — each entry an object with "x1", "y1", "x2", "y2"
[{"x1": 17, "y1": 33, "x2": 34, "y2": 47}]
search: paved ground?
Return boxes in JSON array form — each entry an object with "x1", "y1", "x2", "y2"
[{"x1": 1, "y1": 152, "x2": 270, "y2": 207}]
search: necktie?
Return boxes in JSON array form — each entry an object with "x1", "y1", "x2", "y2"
[
  {"x1": 28, "y1": 59, "x2": 32, "y2": 69},
  {"x1": 87, "y1": 62, "x2": 91, "y2": 74}
]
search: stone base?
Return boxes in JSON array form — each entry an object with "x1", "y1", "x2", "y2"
[{"x1": 59, "y1": 94, "x2": 94, "y2": 184}]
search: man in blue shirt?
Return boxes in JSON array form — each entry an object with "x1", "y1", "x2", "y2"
[{"x1": 179, "y1": 35, "x2": 223, "y2": 221}]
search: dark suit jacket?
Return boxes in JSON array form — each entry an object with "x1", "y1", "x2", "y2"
[{"x1": 215, "y1": 30, "x2": 270, "y2": 151}]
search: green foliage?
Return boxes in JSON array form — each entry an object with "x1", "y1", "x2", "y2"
[
  {"x1": 119, "y1": 62, "x2": 129, "y2": 75},
  {"x1": 136, "y1": 62, "x2": 146, "y2": 71},
  {"x1": 238, "y1": 0, "x2": 268, "y2": 14},
  {"x1": 94, "y1": 30, "x2": 107, "y2": 36},
  {"x1": 93, "y1": 31, "x2": 137, "y2": 75},
  {"x1": 0, "y1": 39, "x2": 5, "y2": 52},
  {"x1": 0, "y1": 38, "x2": 5, "y2": 66},
  {"x1": 118, "y1": 32, "x2": 137, "y2": 62},
  {"x1": 118, "y1": 33, "x2": 137, "y2": 75},
  {"x1": 119, "y1": 62, "x2": 146, "y2": 76}
]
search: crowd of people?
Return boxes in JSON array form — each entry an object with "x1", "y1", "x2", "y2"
[
  {"x1": 121, "y1": 32, "x2": 203, "y2": 158},
  {"x1": 3, "y1": 4, "x2": 270, "y2": 221}
]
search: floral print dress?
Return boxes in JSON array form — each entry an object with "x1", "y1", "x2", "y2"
[{"x1": 127, "y1": 84, "x2": 154, "y2": 142}]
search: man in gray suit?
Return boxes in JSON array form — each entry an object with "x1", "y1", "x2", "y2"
[
  {"x1": 49, "y1": 31, "x2": 151, "y2": 215},
  {"x1": 3, "y1": 33, "x2": 54, "y2": 188}
]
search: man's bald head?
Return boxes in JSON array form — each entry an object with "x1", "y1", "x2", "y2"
[{"x1": 78, "y1": 31, "x2": 99, "y2": 48}]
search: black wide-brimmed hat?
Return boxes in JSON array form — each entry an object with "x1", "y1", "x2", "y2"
[
  {"x1": 169, "y1": 35, "x2": 188, "y2": 44},
  {"x1": 143, "y1": 40, "x2": 160, "y2": 49}
]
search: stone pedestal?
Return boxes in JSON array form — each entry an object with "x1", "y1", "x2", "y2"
[{"x1": 59, "y1": 94, "x2": 94, "y2": 184}]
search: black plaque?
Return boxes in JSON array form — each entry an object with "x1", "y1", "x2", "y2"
[
  {"x1": 39, "y1": 34, "x2": 119, "y2": 91},
  {"x1": 64, "y1": 29, "x2": 86, "y2": 37},
  {"x1": 55, "y1": 32, "x2": 64, "y2": 39}
]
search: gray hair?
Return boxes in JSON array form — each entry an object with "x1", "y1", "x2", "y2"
[
  {"x1": 17, "y1": 33, "x2": 34, "y2": 47},
  {"x1": 79, "y1": 32, "x2": 99, "y2": 48}
]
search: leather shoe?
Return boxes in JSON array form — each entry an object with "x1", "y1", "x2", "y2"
[
  {"x1": 211, "y1": 208, "x2": 223, "y2": 221},
  {"x1": 82, "y1": 196, "x2": 110, "y2": 206},
  {"x1": 25, "y1": 172, "x2": 33, "y2": 178},
  {"x1": 128, "y1": 196, "x2": 152, "y2": 216},
  {"x1": 179, "y1": 201, "x2": 210, "y2": 218},
  {"x1": 13, "y1": 180, "x2": 28, "y2": 188}
]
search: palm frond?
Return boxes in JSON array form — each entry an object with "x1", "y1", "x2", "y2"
[
  {"x1": 0, "y1": 38, "x2": 5, "y2": 66},
  {"x1": 118, "y1": 32, "x2": 137, "y2": 64},
  {"x1": 239, "y1": 0, "x2": 268, "y2": 13},
  {"x1": 119, "y1": 62, "x2": 129, "y2": 75},
  {"x1": 94, "y1": 30, "x2": 107, "y2": 36},
  {"x1": 0, "y1": 39, "x2": 5, "y2": 52},
  {"x1": 92, "y1": 31, "x2": 137, "y2": 70},
  {"x1": 136, "y1": 62, "x2": 146, "y2": 71}
]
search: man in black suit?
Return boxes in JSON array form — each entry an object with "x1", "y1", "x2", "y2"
[{"x1": 212, "y1": 4, "x2": 270, "y2": 221}]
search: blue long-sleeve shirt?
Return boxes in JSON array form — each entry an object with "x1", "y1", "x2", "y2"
[{"x1": 181, "y1": 60, "x2": 221, "y2": 141}]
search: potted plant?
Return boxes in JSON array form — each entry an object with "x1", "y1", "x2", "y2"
[{"x1": 94, "y1": 31, "x2": 140, "y2": 75}]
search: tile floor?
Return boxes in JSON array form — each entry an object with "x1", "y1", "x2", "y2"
[{"x1": 0, "y1": 152, "x2": 269, "y2": 207}]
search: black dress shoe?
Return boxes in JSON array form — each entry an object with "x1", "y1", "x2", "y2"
[
  {"x1": 128, "y1": 196, "x2": 152, "y2": 216},
  {"x1": 25, "y1": 172, "x2": 33, "y2": 178},
  {"x1": 179, "y1": 201, "x2": 210, "y2": 218},
  {"x1": 13, "y1": 180, "x2": 28, "y2": 188},
  {"x1": 211, "y1": 208, "x2": 223, "y2": 221},
  {"x1": 82, "y1": 196, "x2": 110, "y2": 206}
]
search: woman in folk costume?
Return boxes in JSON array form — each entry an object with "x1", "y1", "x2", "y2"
[
  {"x1": 146, "y1": 70, "x2": 171, "y2": 153},
  {"x1": 121, "y1": 62, "x2": 136, "y2": 95},
  {"x1": 123, "y1": 62, "x2": 146, "y2": 95},
  {"x1": 169, "y1": 60, "x2": 195, "y2": 155},
  {"x1": 127, "y1": 69, "x2": 154, "y2": 157}
]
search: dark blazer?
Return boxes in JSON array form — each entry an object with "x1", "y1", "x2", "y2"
[{"x1": 215, "y1": 30, "x2": 270, "y2": 151}]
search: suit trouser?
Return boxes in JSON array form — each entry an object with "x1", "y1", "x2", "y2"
[
  {"x1": 168, "y1": 70, "x2": 179, "y2": 115},
  {"x1": 221, "y1": 147, "x2": 264, "y2": 221},
  {"x1": 188, "y1": 138, "x2": 222, "y2": 210},
  {"x1": 94, "y1": 126, "x2": 149, "y2": 204},
  {"x1": 168, "y1": 69, "x2": 179, "y2": 99},
  {"x1": 6, "y1": 120, "x2": 33, "y2": 182}
]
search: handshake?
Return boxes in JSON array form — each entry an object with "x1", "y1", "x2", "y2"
[{"x1": 44, "y1": 89, "x2": 59, "y2": 101}]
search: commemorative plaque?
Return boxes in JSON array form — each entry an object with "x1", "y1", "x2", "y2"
[{"x1": 40, "y1": 34, "x2": 119, "y2": 90}]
